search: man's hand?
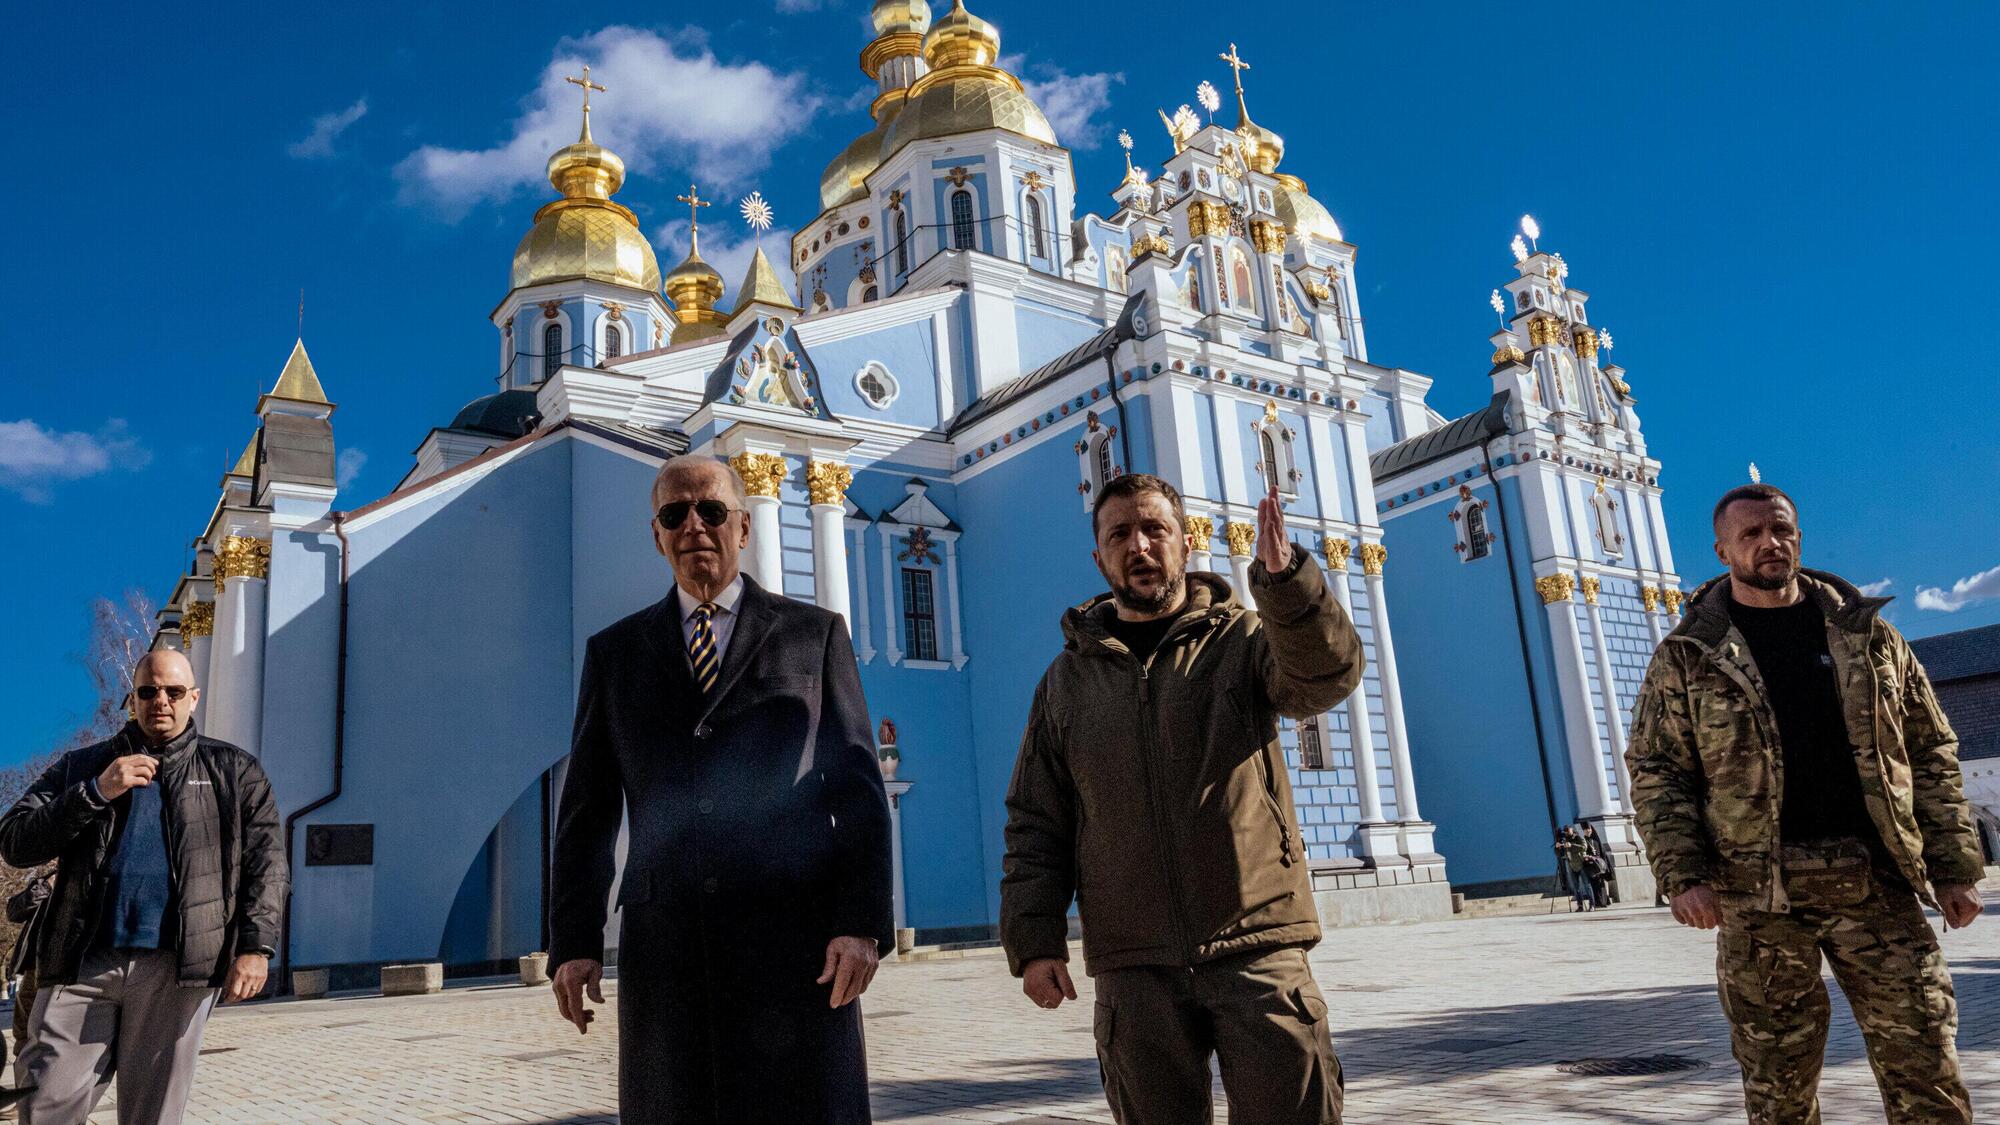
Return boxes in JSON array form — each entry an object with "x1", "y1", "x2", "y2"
[
  {"x1": 551, "y1": 958, "x2": 605, "y2": 1034},
  {"x1": 221, "y1": 954, "x2": 268, "y2": 1003},
  {"x1": 1021, "y1": 957, "x2": 1076, "y2": 1010},
  {"x1": 1256, "y1": 484, "x2": 1292, "y2": 574},
  {"x1": 1937, "y1": 883, "x2": 1983, "y2": 930},
  {"x1": 1670, "y1": 884, "x2": 1721, "y2": 930},
  {"x1": 95, "y1": 755, "x2": 157, "y2": 802},
  {"x1": 817, "y1": 936, "x2": 880, "y2": 1008}
]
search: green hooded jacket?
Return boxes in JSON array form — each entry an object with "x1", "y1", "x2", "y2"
[{"x1": 1625, "y1": 569, "x2": 1983, "y2": 912}]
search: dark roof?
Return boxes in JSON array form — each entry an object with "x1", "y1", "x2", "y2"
[
  {"x1": 1910, "y1": 623, "x2": 2000, "y2": 683},
  {"x1": 1933, "y1": 677, "x2": 2000, "y2": 762},
  {"x1": 948, "y1": 292, "x2": 1147, "y2": 436},
  {"x1": 450, "y1": 389, "x2": 542, "y2": 439},
  {"x1": 1367, "y1": 393, "x2": 1511, "y2": 482},
  {"x1": 570, "y1": 420, "x2": 689, "y2": 459}
]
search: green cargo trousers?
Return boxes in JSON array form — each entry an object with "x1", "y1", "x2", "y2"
[
  {"x1": 1090, "y1": 945, "x2": 1342, "y2": 1125},
  {"x1": 1717, "y1": 883, "x2": 1971, "y2": 1124}
]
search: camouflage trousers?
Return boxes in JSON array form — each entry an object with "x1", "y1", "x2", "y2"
[{"x1": 1716, "y1": 884, "x2": 1970, "y2": 1124}]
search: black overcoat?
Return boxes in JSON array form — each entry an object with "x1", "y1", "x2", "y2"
[{"x1": 549, "y1": 576, "x2": 895, "y2": 1124}]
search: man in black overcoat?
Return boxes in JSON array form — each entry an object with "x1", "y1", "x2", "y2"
[{"x1": 548, "y1": 454, "x2": 895, "y2": 1124}]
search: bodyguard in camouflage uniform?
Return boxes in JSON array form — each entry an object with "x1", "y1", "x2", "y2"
[{"x1": 1627, "y1": 483, "x2": 1985, "y2": 1124}]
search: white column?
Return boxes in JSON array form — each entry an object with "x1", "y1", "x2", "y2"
[
  {"x1": 1581, "y1": 578, "x2": 1634, "y2": 811},
  {"x1": 885, "y1": 780, "x2": 913, "y2": 932},
  {"x1": 730, "y1": 453, "x2": 787, "y2": 592},
  {"x1": 208, "y1": 536, "x2": 270, "y2": 755},
  {"x1": 879, "y1": 529, "x2": 903, "y2": 665},
  {"x1": 1323, "y1": 539, "x2": 1383, "y2": 825},
  {"x1": 847, "y1": 522, "x2": 875, "y2": 663},
  {"x1": 1539, "y1": 573, "x2": 1613, "y2": 820},
  {"x1": 1187, "y1": 515, "x2": 1216, "y2": 574},
  {"x1": 1359, "y1": 543, "x2": 1421, "y2": 823},
  {"x1": 1224, "y1": 520, "x2": 1256, "y2": 606},
  {"x1": 1641, "y1": 587, "x2": 1666, "y2": 647},
  {"x1": 807, "y1": 460, "x2": 854, "y2": 631},
  {"x1": 942, "y1": 533, "x2": 967, "y2": 669}
]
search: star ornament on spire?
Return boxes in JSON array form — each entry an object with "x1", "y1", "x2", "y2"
[
  {"x1": 1521, "y1": 213, "x2": 1541, "y2": 249},
  {"x1": 740, "y1": 192, "x2": 775, "y2": 237},
  {"x1": 1748, "y1": 462, "x2": 1762, "y2": 484},
  {"x1": 1511, "y1": 234, "x2": 1528, "y2": 264},
  {"x1": 1118, "y1": 129, "x2": 1134, "y2": 152},
  {"x1": 1490, "y1": 289, "x2": 1506, "y2": 324},
  {"x1": 1196, "y1": 80, "x2": 1221, "y2": 120}
]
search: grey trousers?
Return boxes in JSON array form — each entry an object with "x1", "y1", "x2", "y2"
[{"x1": 19, "y1": 948, "x2": 218, "y2": 1125}]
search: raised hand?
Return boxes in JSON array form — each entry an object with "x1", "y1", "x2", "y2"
[{"x1": 1256, "y1": 483, "x2": 1293, "y2": 574}]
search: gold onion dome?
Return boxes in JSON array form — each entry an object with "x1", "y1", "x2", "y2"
[
  {"x1": 511, "y1": 112, "x2": 662, "y2": 293},
  {"x1": 1270, "y1": 173, "x2": 1342, "y2": 244},
  {"x1": 883, "y1": 0, "x2": 1054, "y2": 159},
  {"x1": 664, "y1": 239, "x2": 725, "y2": 311},
  {"x1": 821, "y1": 116, "x2": 898, "y2": 211},
  {"x1": 1237, "y1": 116, "x2": 1285, "y2": 175},
  {"x1": 872, "y1": 0, "x2": 932, "y2": 36}
]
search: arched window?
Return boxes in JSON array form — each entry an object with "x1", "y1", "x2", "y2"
[
  {"x1": 1259, "y1": 430, "x2": 1280, "y2": 489},
  {"x1": 1465, "y1": 504, "x2": 1492, "y2": 560},
  {"x1": 1094, "y1": 433, "x2": 1115, "y2": 490},
  {"x1": 602, "y1": 323, "x2": 622, "y2": 362},
  {"x1": 1299, "y1": 718, "x2": 1326, "y2": 770},
  {"x1": 1026, "y1": 193, "x2": 1047, "y2": 258},
  {"x1": 861, "y1": 286, "x2": 879, "y2": 303},
  {"x1": 894, "y1": 209, "x2": 910, "y2": 274},
  {"x1": 950, "y1": 190, "x2": 976, "y2": 251},
  {"x1": 543, "y1": 323, "x2": 563, "y2": 379}
]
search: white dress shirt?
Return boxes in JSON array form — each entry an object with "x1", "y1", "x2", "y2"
[{"x1": 677, "y1": 575, "x2": 745, "y2": 668}]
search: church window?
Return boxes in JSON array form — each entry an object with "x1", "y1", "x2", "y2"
[
  {"x1": 902, "y1": 568, "x2": 939, "y2": 662},
  {"x1": 894, "y1": 210, "x2": 910, "y2": 273},
  {"x1": 602, "y1": 323, "x2": 622, "y2": 362},
  {"x1": 1259, "y1": 430, "x2": 1280, "y2": 489},
  {"x1": 1465, "y1": 504, "x2": 1493, "y2": 560},
  {"x1": 1229, "y1": 245, "x2": 1256, "y2": 313},
  {"x1": 542, "y1": 323, "x2": 563, "y2": 379},
  {"x1": 1095, "y1": 432, "x2": 1115, "y2": 486},
  {"x1": 855, "y1": 362, "x2": 898, "y2": 409},
  {"x1": 950, "y1": 190, "x2": 976, "y2": 250},
  {"x1": 1252, "y1": 409, "x2": 1299, "y2": 498},
  {"x1": 1299, "y1": 718, "x2": 1326, "y2": 771},
  {"x1": 1590, "y1": 484, "x2": 1625, "y2": 558},
  {"x1": 1026, "y1": 193, "x2": 1048, "y2": 258},
  {"x1": 861, "y1": 286, "x2": 879, "y2": 303}
]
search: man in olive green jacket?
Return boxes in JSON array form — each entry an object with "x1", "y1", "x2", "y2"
[
  {"x1": 1627, "y1": 483, "x2": 1984, "y2": 1125},
  {"x1": 1002, "y1": 474, "x2": 1363, "y2": 1125}
]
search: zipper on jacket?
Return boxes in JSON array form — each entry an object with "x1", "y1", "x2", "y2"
[{"x1": 1131, "y1": 658, "x2": 1196, "y2": 968}]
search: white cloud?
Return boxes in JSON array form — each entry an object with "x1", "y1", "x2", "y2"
[
  {"x1": 289, "y1": 98, "x2": 369, "y2": 159},
  {"x1": 655, "y1": 220, "x2": 799, "y2": 310},
  {"x1": 1915, "y1": 564, "x2": 2000, "y2": 613},
  {"x1": 336, "y1": 448, "x2": 368, "y2": 490},
  {"x1": 0, "y1": 419, "x2": 148, "y2": 504},
  {"x1": 1003, "y1": 57, "x2": 1122, "y2": 149},
  {"x1": 1857, "y1": 578, "x2": 1894, "y2": 597},
  {"x1": 395, "y1": 27, "x2": 822, "y2": 218}
]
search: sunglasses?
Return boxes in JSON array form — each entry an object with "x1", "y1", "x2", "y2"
[
  {"x1": 656, "y1": 500, "x2": 741, "y2": 530},
  {"x1": 134, "y1": 685, "x2": 192, "y2": 702}
]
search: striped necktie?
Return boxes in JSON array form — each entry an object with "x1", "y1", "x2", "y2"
[{"x1": 689, "y1": 602, "x2": 721, "y2": 693}]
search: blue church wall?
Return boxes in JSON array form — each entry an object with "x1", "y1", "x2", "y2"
[
  {"x1": 438, "y1": 775, "x2": 546, "y2": 966},
  {"x1": 1013, "y1": 300, "x2": 1102, "y2": 376},
  {"x1": 1376, "y1": 475, "x2": 1566, "y2": 887},
  {"x1": 259, "y1": 528, "x2": 342, "y2": 819},
  {"x1": 1573, "y1": 604, "x2": 1624, "y2": 808},
  {"x1": 1361, "y1": 393, "x2": 1398, "y2": 450},
  {"x1": 809, "y1": 319, "x2": 941, "y2": 430},
  {"x1": 778, "y1": 456, "x2": 818, "y2": 602}
]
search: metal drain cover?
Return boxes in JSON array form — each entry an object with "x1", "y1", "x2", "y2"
[{"x1": 1557, "y1": 1055, "x2": 1707, "y2": 1077}]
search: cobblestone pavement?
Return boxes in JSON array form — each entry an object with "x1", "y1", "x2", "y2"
[{"x1": 63, "y1": 880, "x2": 2000, "y2": 1123}]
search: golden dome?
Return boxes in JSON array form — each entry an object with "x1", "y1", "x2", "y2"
[
  {"x1": 924, "y1": 0, "x2": 1000, "y2": 68},
  {"x1": 883, "y1": 71, "x2": 1055, "y2": 157},
  {"x1": 1237, "y1": 117, "x2": 1285, "y2": 175},
  {"x1": 664, "y1": 249, "x2": 724, "y2": 309},
  {"x1": 821, "y1": 115, "x2": 897, "y2": 211},
  {"x1": 1271, "y1": 173, "x2": 1342, "y2": 244},
  {"x1": 510, "y1": 115, "x2": 662, "y2": 293},
  {"x1": 872, "y1": 0, "x2": 932, "y2": 36}
]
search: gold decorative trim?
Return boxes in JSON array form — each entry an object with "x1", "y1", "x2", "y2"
[
  {"x1": 1224, "y1": 521, "x2": 1257, "y2": 558},
  {"x1": 1131, "y1": 233, "x2": 1173, "y2": 259},
  {"x1": 215, "y1": 536, "x2": 271, "y2": 581},
  {"x1": 1535, "y1": 573, "x2": 1576, "y2": 605},
  {"x1": 179, "y1": 601, "x2": 214, "y2": 639},
  {"x1": 1186, "y1": 200, "x2": 1229, "y2": 240},
  {"x1": 1492, "y1": 342, "x2": 1526, "y2": 365},
  {"x1": 1185, "y1": 515, "x2": 1215, "y2": 545},
  {"x1": 1580, "y1": 575, "x2": 1601, "y2": 605},
  {"x1": 1359, "y1": 542, "x2": 1387, "y2": 576},
  {"x1": 1662, "y1": 588, "x2": 1684, "y2": 615},
  {"x1": 729, "y1": 452, "x2": 789, "y2": 499},
  {"x1": 1640, "y1": 585, "x2": 1660, "y2": 612},
  {"x1": 1322, "y1": 535, "x2": 1353, "y2": 571},
  {"x1": 1527, "y1": 316, "x2": 1564, "y2": 348},
  {"x1": 1249, "y1": 219, "x2": 1287, "y2": 255},
  {"x1": 806, "y1": 459, "x2": 853, "y2": 507},
  {"x1": 1574, "y1": 326, "x2": 1598, "y2": 360}
]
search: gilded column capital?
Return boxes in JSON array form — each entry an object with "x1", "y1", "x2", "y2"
[
  {"x1": 1535, "y1": 572, "x2": 1577, "y2": 605},
  {"x1": 1358, "y1": 543, "x2": 1387, "y2": 576},
  {"x1": 1184, "y1": 515, "x2": 1215, "y2": 545},
  {"x1": 805, "y1": 459, "x2": 853, "y2": 507},
  {"x1": 1662, "y1": 588, "x2": 1685, "y2": 615},
  {"x1": 1640, "y1": 585, "x2": 1660, "y2": 612},
  {"x1": 179, "y1": 601, "x2": 214, "y2": 639},
  {"x1": 1322, "y1": 535, "x2": 1353, "y2": 571},
  {"x1": 1224, "y1": 521, "x2": 1257, "y2": 558},
  {"x1": 730, "y1": 452, "x2": 789, "y2": 499},
  {"x1": 1249, "y1": 219, "x2": 1288, "y2": 255},
  {"x1": 1580, "y1": 575, "x2": 1601, "y2": 605},
  {"x1": 215, "y1": 535, "x2": 272, "y2": 581}
]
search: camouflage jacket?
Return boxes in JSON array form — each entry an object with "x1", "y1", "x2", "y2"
[{"x1": 1625, "y1": 569, "x2": 1984, "y2": 911}]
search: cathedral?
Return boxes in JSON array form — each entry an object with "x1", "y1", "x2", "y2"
[{"x1": 155, "y1": 0, "x2": 1684, "y2": 981}]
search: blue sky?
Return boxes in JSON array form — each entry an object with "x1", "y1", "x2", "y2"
[{"x1": 5, "y1": 2, "x2": 1997, "y2": 758}]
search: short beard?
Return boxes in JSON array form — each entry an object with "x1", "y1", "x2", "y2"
[
  {"x1": 1734, "y1": 560, "x2": 1797, "y2": 591},
  {"x1": 1111, "y1": 570, "x2": 1185, "y2": 616}
]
